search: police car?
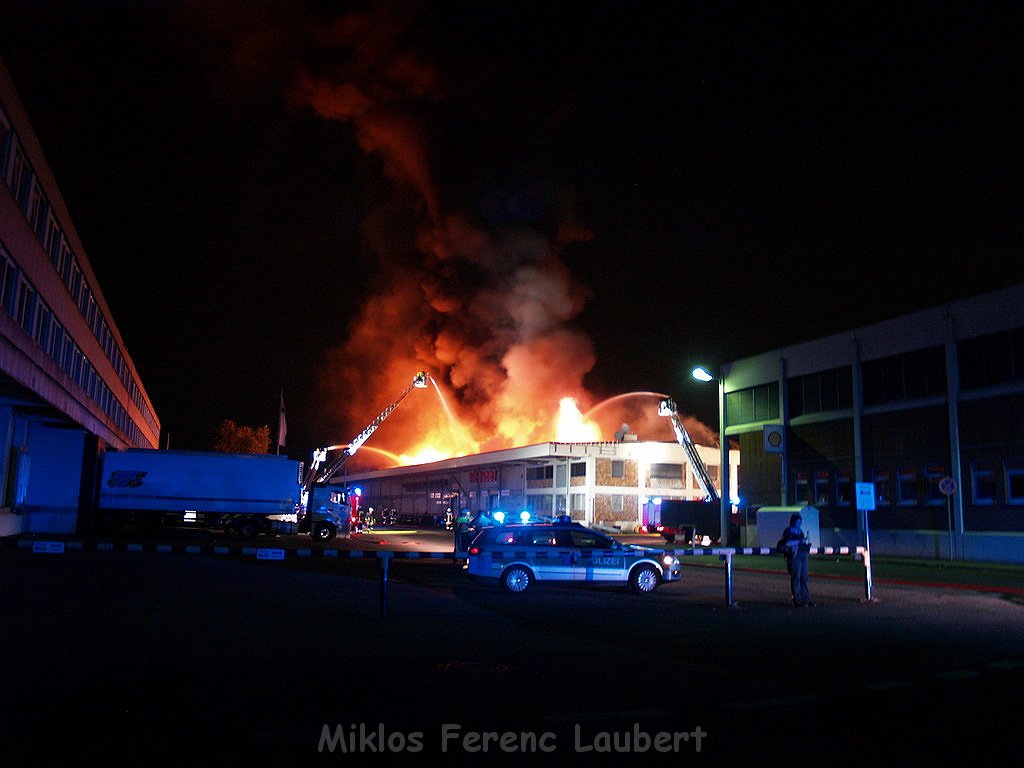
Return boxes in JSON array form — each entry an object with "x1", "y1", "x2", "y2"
[{"x1": 466, "y1": 522, "x2": 681, "y2": 594}]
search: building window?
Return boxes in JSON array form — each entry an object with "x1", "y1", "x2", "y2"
[
  {"x1": 59, "y1": 242, "x2": 73, "y2": 283},
  {"x1": 33, "y1": 301, "x2": 52, "y2": 349},
  {"x1": 612, "y1": 494, "x2": 624, "y2": 513},
  {"x1": 69, "y1": 262, "x2": 82, "y2": 304},
  {"x1": 555, "y1": 465, "x2": 567, "y2": 486},
  {"x1": 726, "y1": 382, "x2": 780, "y2": 426},
  {"x1": 570, "y1": 462, "x2": 586, "y2": 477},
  {"x1": 789, "y1": 367, "x2": 854, "y2": 417},
  {"x1": 611, "y1": 460, "x2": 624, "y2": 478},
  {"x1": 0, "y1": 107, "x2": 11, "y2": 175},
  {"x1": 871, "y1": 469, "x2": 891, "y2": 506},
  {"x1": 527, "y1": 466, "x2": 553, "y2": 481},
  {"x1": 44, "y1": 213, "x2": 60, "y2": 260},
  {"x1": 16, "y1": 277, "x2": 36, "y2": 334},
  {"x1": 793, "y1": 470, "x2": 809, "y2": 505},
  {"x1": 571, "y1": 493, "x2": 585, "y2": 512},
  {"x1": 813, "y1": 470, "x2": 831, "y2": 505},
  {"x1": 7, "y1": 144, "x2": 27, "y2": 204},
  {"x1": 863, "y1": 347, "x2": 947, "y2": 405},
  {"x1": 970, "y1": 462, "x2": 996, "y2": 505},
  {"x1": 0, "y1": 245, "x2": 15, "y2": 313},
  {"x1": 924, "y1": 463, "x2": 946, "y2": 506},
  {"x1": 959, "y1": 329, "x2": 1024, "y2": 390},
  {"x1": 835, "y1": 469, "x2": 852, "y2": 506},
  {"x1": 528, "y1": 494, "x2": 552, "y2": 514},
  {"x1": 1006, "y1": 460, "x2": 1024, "y2": 505},
  {"x1": 897, "y1": 467, "x2": 918, "y2": 506},
  {"x1": 650, "y1": 463, "x2": 682, "y2": 479}
]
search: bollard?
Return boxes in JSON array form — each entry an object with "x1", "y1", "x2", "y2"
[
  {"x1": 720, "y1": 551, "x2": 735, "y2": 607},
  {"x1": 378, "y1": 551, "x2": 393, "y2": 619},
  {"x1": 861, "y1": 547, "x2": 873, "y2": 602}
]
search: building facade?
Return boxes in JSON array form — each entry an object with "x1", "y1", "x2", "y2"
[
  {"x1": 1, "y1": 58, "x2": 159, "y2": 536},
  {"x1": 721, "y1": 283, "x2": 1024, "y2": 563},
  {"x1": 339, "y1": 440, "x2": 739, "y2": 534}
]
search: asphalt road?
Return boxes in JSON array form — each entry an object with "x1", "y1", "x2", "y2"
[{"x1": 2, "y1": 529, "x2": 1022, "y2": 767}]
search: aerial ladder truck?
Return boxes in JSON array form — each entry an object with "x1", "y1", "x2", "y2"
[
  {"x1": 653, "y1": 397, "x2": 722, "y2": 543},
  {"x1": 299, "y1": 371, "x2": 430, "y2": 539}
]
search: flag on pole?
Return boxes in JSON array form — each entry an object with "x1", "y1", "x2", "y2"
[{"x1": 277, "y1": 389, "x2": 287, "y2": 452}]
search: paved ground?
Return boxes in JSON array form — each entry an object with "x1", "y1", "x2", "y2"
[{"x1": 2, "y1": 531, "x2": 1023, "y2": 767}]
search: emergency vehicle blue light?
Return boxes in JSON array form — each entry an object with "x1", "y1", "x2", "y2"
[
  {"x1": 354, "y1": 487, "x2": 363, "y2": 496},
  {"x1": 519, "y1": 511, "x2": 530, "y2": 523},
  {"x1": 493, "y1": 511, "x2": 506, "y2": 524}
]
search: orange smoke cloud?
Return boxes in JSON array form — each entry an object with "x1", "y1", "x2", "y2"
[{"x1": 285, "y1": 4, "x2": 714, "y2": 467}]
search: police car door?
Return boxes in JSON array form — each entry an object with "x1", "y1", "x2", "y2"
[
  {"x1": 530, "y1": 528, "x2": 575, "y2": 581},
  {"x1": 569, "y1": 529, "x2": 626, "y2": 582}
]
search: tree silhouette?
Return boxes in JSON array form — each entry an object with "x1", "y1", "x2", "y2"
[{"x1": 213, "y1": 420, "x2": 271, "y2": 454}]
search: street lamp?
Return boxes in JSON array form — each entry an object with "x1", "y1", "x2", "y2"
[{"x1": 692, "y1": 365, "x2": 730, "y2": 545}]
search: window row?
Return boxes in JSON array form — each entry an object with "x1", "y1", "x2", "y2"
[
  {"x1": 726, "y1": 382, "x2": 780, "y2": 427},
  {"x1": 1, "y1": 245, "x2": 147, "y2": 447},
  {"x1": 959, "y1": 328, "x2": 1024, "y2": 390},
  {"x1": 729, "y1": 330, "x2": 1024, "y2": 426},
  {"x1": 1, "y1": 104, "x2": 158, "y2": 437},
  {"x1": 791, "y1": 461, "x2": 1024, "y2": 507}
]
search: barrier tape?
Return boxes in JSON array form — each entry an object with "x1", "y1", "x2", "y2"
[
  {"x1": 2, "y1": 537, "x2": 454, "y2": 560},
  {"x1": 3, "y1": 536, "x2": 872, "y2": 611}
]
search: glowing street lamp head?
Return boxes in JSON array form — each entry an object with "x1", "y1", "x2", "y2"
[{"x1": 691, "y1": 366, "x2": 715, "y2": 383}]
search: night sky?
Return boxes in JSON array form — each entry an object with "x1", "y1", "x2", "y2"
[{"x1": 1, "y1": 1, "x2": 1020, "y2": 462}]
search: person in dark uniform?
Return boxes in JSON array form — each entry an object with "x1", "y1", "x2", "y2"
[
  {"x1": 778, "y1": 513, "x2": 814, "y2": 607},
  {"x1": 454, "y1": 507, "x2": 473, "y2": 555}
]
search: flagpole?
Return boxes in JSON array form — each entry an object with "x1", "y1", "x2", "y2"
[{"x1": 277, "y1": 388, "x2": 286, "y2": 455}]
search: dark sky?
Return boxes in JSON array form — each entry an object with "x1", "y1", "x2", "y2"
[{"x1": 2, "y1": 1, "x2": 1021, "y2": 461}]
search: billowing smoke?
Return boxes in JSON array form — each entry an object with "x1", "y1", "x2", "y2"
[
  {"x1": 178, "y1": 1, "x2": 715, "y2": 462},
  {"x1": 295, "y1": 3, "x2": 608, "y2": 459}
]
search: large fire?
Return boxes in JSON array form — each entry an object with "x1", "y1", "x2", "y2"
[
  {"x1": 335, "y1": 378, "x2": 716, "y2": 471},
  {"x1": 391, "y1": 393, "x2": 602, "y2": 466},
  {"x1": 283, "y1": 4, "x2": 716, "y2": 468}
]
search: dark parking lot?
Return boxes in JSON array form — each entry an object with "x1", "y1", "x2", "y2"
[{"x1": 2, "y1": 536, "x2": 1023, "y2": 766}]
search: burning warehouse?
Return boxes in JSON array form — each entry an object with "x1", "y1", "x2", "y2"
[{"x1": 333, "y1": 437, "x2": 739, "y2": 535}]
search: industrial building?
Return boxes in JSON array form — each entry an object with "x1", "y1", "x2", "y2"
[
  {"x1": 1, "y1": 58, "x2": 160, "y2": 537},
  {"x1": 339, "y1": 439, "x2": 739, "y2": 535},
  {"x1": 719, "y1": 283, "x2": 1024, "y2": 563}
]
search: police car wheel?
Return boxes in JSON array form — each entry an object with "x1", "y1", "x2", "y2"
[
  {"x1": 502, "y1": 566, "x2": 533, "y2": 594},
  {"x1": 630, "y1": 565, "x2": 660, "y2": 594}
]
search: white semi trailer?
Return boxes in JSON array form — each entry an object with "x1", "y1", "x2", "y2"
[{"x1": 96, "y1": 448, "x2": 349, "y2": 540}]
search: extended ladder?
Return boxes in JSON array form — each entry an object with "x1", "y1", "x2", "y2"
[{"x1": 658, "y1": 397, "x2": 720, "y2": 503}]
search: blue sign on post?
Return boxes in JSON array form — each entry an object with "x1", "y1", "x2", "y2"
[
  {"x1": 855, "y1": 482, "x2": 876, "y2": 511},
  {"x1": 855, "y1": 482, "x2": 876, "y2": 601}
]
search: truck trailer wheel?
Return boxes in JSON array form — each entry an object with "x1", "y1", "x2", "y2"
[
  {"x1": 313, "y1": 522, "x2": 336, "y2": 541},
  {"x1": 236, "y1": 517, "x2": 260, "y2": 538}
]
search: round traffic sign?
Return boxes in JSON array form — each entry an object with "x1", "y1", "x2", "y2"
[{"x1": 938, "y1": 476, "x2": 957, "y2": 496}]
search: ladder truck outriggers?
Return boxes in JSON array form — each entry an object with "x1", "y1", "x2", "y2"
[
  {"x1": 653, "y1": 397, "x2": 722, "y2": 543},
  {"x1": 298, "y1": 371, "x2": 430, "y2": 539}
]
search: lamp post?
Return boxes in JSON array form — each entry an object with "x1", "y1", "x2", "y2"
[{"x1": 692, "y1": 366, "x2": 730, "y2": 546}]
